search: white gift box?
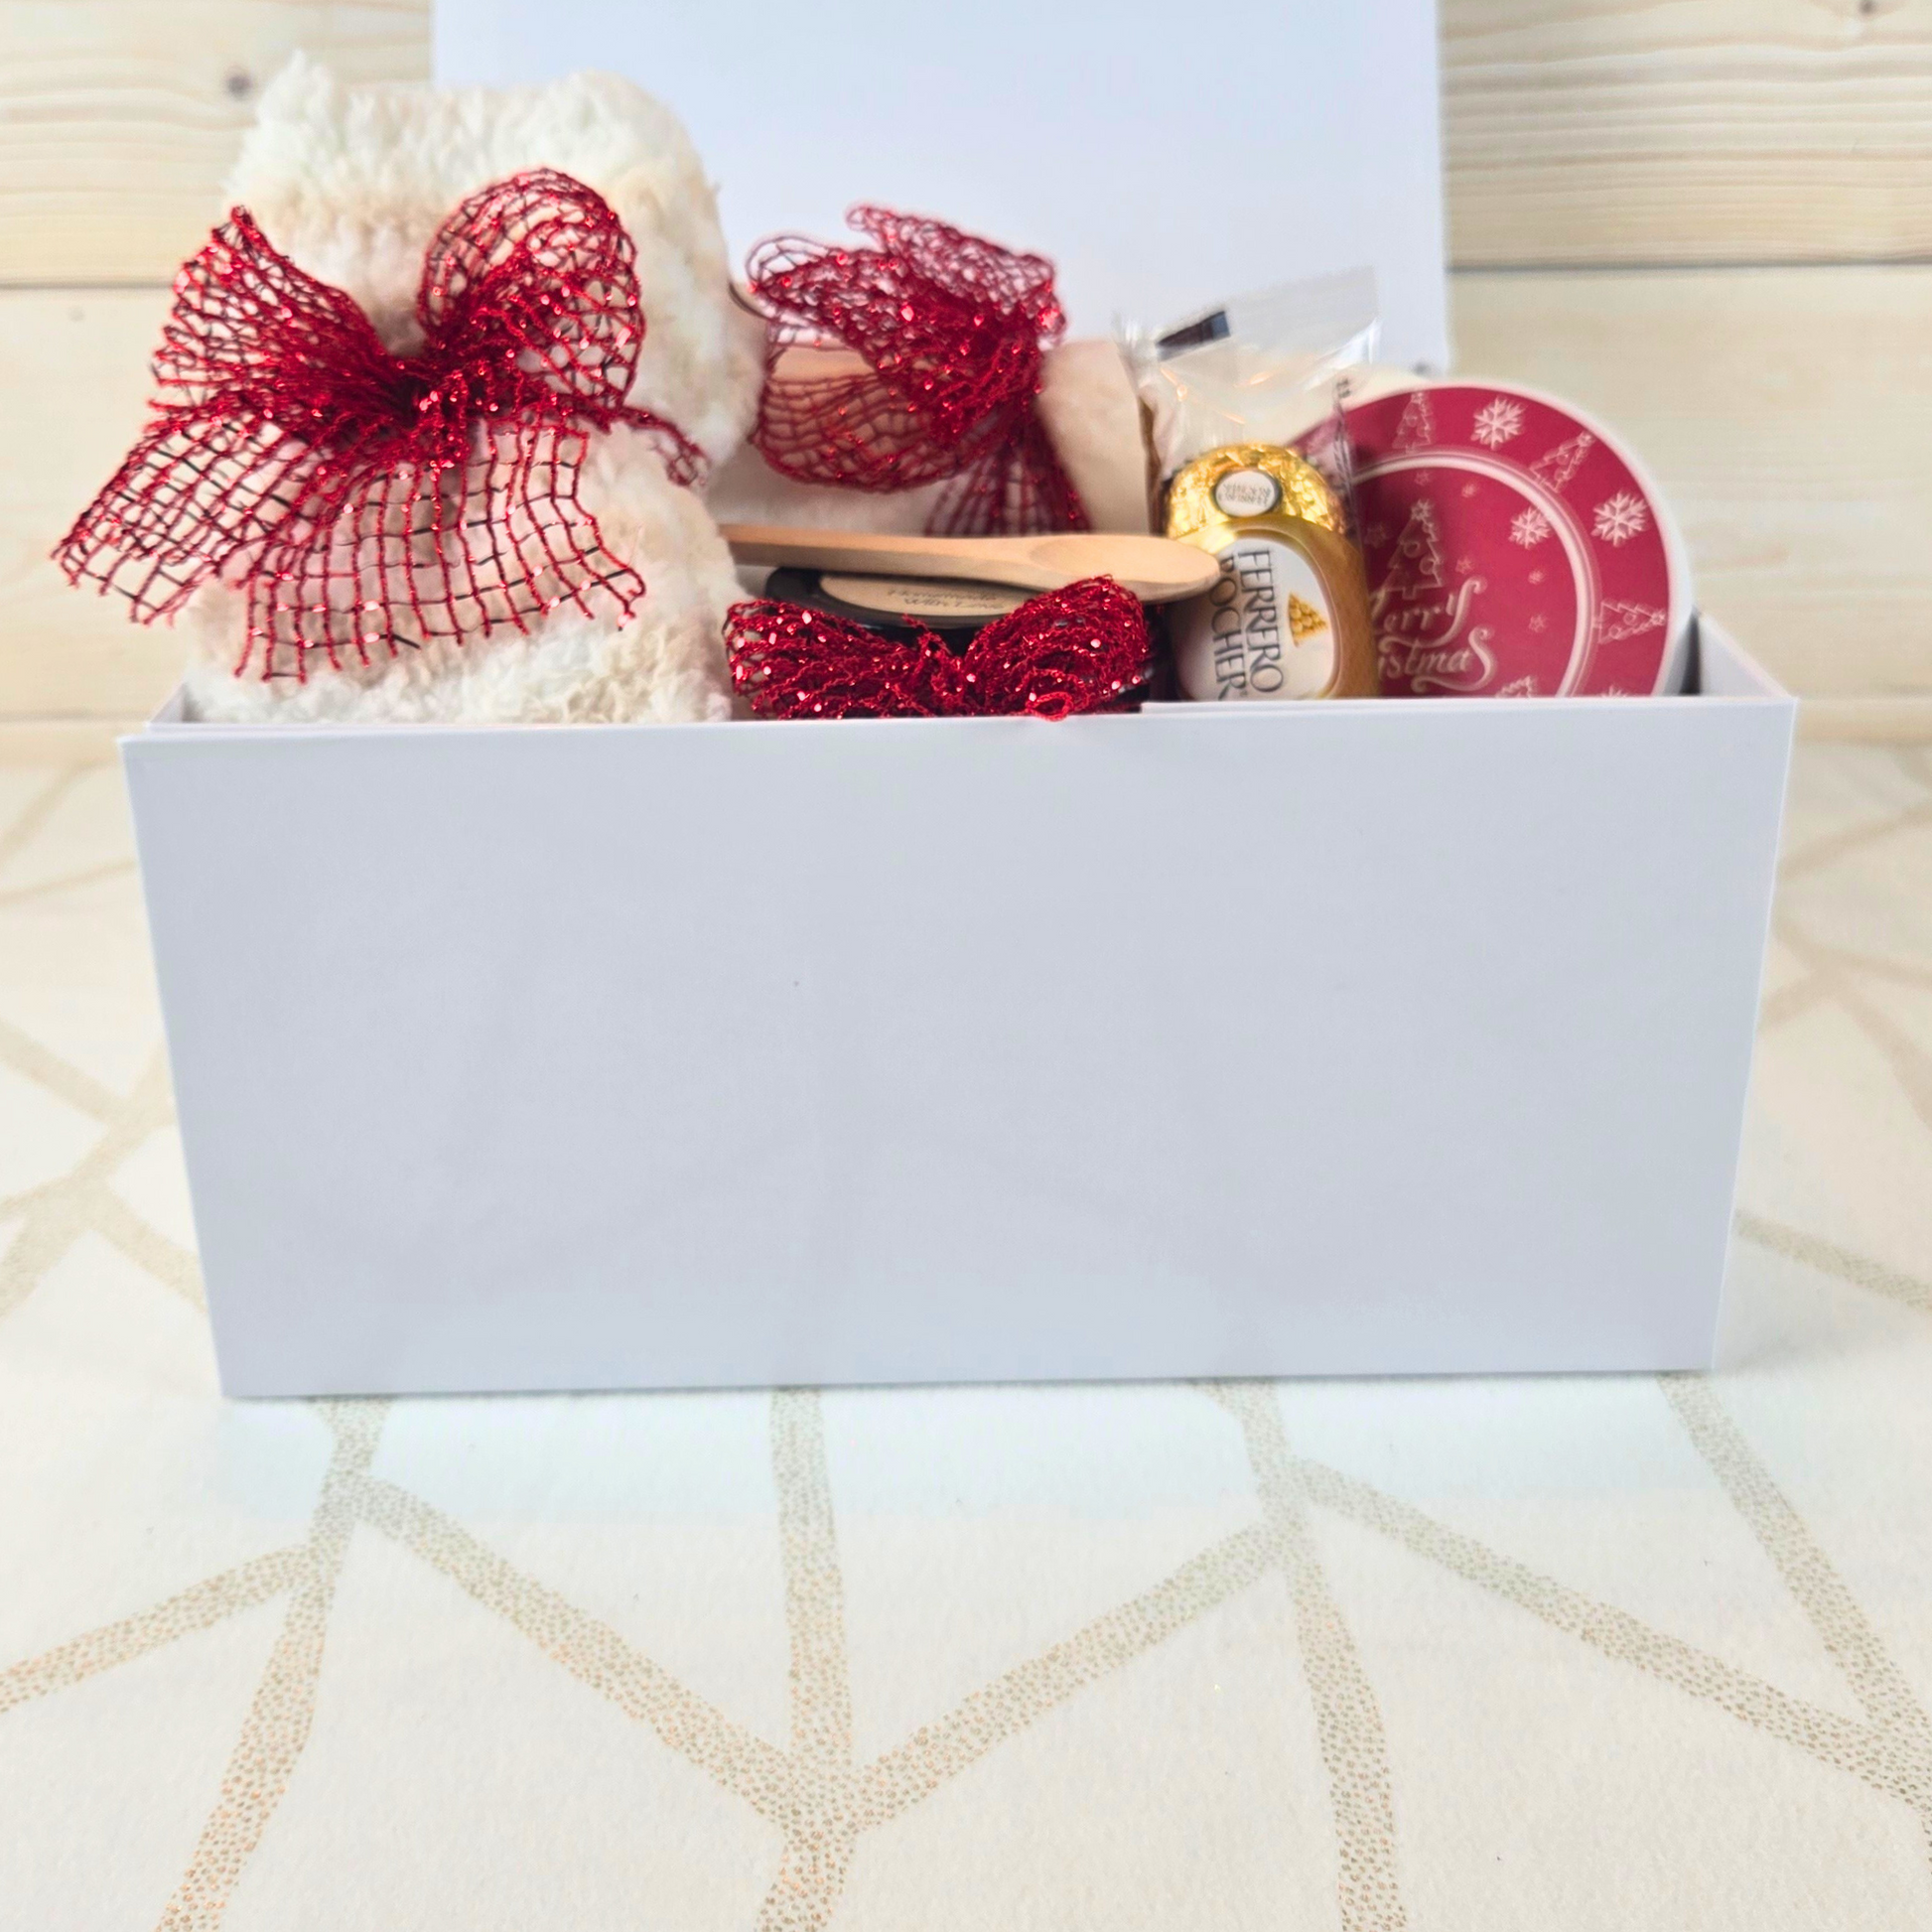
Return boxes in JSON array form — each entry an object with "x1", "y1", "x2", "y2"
[
  {"x1": 123, "y1": 622, "x2": 1790, "y2": 1395},
  {"x1": 117, "y1": 5, "x2": 1793, "y2": 1393}
]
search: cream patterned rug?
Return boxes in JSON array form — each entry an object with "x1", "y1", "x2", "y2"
[{"x1": 2, "y1": 744, "x2": 1930, "y2": 1930}]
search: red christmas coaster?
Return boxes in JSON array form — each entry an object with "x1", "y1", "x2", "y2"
[{"x1": 1340, "y1": 382, "x2": 1691, "y2": 698}]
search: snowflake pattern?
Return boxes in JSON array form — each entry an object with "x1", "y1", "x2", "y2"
[
  {"x1": 1593, "y1": 491, "x2": 1649, "y2": 546},
  {"x1": 1510, "y1": 507, "x2": 1552, "y2": 549},
  {"x1": 1472, "y1": 398, "x2": 1525, "y2": 449}
]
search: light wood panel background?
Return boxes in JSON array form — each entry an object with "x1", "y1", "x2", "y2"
[{"x1": 1, "y1": 0, "x2": 1927, "y2": 740}]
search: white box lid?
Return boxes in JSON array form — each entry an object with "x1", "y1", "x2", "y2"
[{"x1": 436, "y1": 0, "x2": 1449, "y2": 369}]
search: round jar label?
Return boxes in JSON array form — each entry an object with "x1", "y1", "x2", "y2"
[
  {"x1": 1173, "y1": 534, "x2": 1337, "y2": 701},
  {"x1": 1210, "y1": 468, "x2": 1284, "y2": 518}
]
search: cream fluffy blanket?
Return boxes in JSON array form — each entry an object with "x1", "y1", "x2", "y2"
[
  {"x1": 180, "y1": 61, "x2": 1151, "y2": 726},
  {"x1": 182, "y1": 58, "x2": 763, "y2": 727}
]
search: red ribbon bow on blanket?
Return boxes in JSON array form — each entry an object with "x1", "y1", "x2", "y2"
[
  {"x1": 746, "y1": 206, "x2": 1089, "y2": 539},
  {"x1": 54, "y1": 169, "x2": 702, "y2": 682}
]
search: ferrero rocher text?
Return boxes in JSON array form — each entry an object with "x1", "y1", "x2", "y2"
[{"x1": 1164, "y1": 444, "x2": 1379, "y2": 703}]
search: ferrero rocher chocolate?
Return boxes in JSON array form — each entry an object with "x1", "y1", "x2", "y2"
[{"x1": 1163, "y1": 444, "x2": 1378, "y2": 701}]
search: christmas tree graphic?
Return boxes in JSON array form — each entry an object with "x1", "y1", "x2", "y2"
[
  {"x1": 1593, "y1": 600, "x2": 1666, "y2": 643},
  {"x1": 1391, "y1": 389, "x2": 1437, "y2": 451},
  {"x1": 1529, "y1": 432, "x2": 1595, "y2": 493},
  {"x1": 1380, "y1": 499, "x2": 1446, "y2": 601}
]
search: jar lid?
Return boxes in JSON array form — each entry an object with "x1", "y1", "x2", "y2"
[{"x1": 1342, "y1": 381, "x2": 1693, "y2": 698}]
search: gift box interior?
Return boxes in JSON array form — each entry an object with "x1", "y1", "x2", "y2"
[{"x1": 105, "y1": 5, "x2": 1792, "y2": 1395}]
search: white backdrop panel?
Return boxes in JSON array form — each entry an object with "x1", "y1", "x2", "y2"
[{"x1": 435, "y1": 0, "x2": 1449, "y2": 368}]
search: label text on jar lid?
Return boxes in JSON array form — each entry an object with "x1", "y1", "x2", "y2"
[{"x1": 820, "y1": 574, "x2": 1028, "y2": 621}]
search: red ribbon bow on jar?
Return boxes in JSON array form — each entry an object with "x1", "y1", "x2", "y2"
[
  {"x1": 54, "y1": 169, "x2": 702, "y2": 682},
  {"x1": 725, "y1": 578, "x2": 1149, "y2": 722},
  {"x1": 746, "y1": 206, "x2": 1089, "y2": 539}
]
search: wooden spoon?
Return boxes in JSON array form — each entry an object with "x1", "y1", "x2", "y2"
[{"x1": 722, "y1": 523, "x2": 1220, "y2": 605}]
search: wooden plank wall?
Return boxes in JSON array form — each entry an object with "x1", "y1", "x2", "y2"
[{"x1": 2, "y1": 0, "x2": 1927, "y2": 743}]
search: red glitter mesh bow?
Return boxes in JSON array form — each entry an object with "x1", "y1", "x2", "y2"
[
  {"x1": 746, "y1": 207, "x2": 1088, "y2": 539},
  {"x1": 725, "y1": 578, "x2": 1149, "y2": 721},
  {"x1": 54, "y1": 168, "x2": 703, "y2": 681}
]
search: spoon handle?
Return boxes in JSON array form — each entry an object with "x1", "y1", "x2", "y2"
[{"x1": 722, "y1": 525, "x2": 1053, "y2": 593}]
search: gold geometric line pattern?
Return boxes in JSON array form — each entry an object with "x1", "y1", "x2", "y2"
[
  {"x1": 1291, "y1": 1449, "x2": 1932, "y2": 1818},
  {"x1": 1831, "y1": 972, "x2": 1932, "y2": 1146},
  {"x1": 366, "y1": 1413, "x2": 1300, "y2": 1923},
  {"x1": 11, "y1": 1367, "x2": 1930, "y2": 1915},
  {"x1": 1782, "y1": 943, "x2": 1932, "y2": 998},
  {"x1": 0, "y1": 857, "x2": 136, "y2": 910},
  {"x1": 0, "y1": 1049, "x2": 182, "y2": 1324},
  {"x1": 1736, "y1": 1212, "x2": 1932, "y2": 1316},
  {"x1": 853, "y1": 1521, "x2": 1278, "y2": 1825},
  {"x1": 0, "y1": 1547, "x2": 308, "y2": 1719},
  {"x1": 1207, "y1": 1383, "x2": 1407, "y2": 1932},
  {"x1": 355, "y1": 1471, "x2": 796, "y2": 1818},
  {"x1": 773, "y1": 1390, "x2": 855, "y2": 1776},
  {"x1": 1777, "y1": 910, "x2": 1932, "y2": 1112},
  {"x1": 86, "y1": 1182, "x2": 206, "y2": 1311},
  {"x1": 765, "y1": 1389, "x2": 859, "y2": 1932},
  {"x1": 1774, "y1": 744, "x2": 1932, "y2": 884},
  {"x1": 0, "y1": 1370, "x2": 1388, "y2": 1926},
  {"x1": 6, "y1": 1361, "x2": 1932, "y2": 1921},
  {"x1": 0, "y1": 1009, "x2": 124, "y2": 1127},
  {"x1": 1756, "y1": 973, "x2": 1832, "y2": 1033},
  {"x1": 1661, "y1": 1378, "x2": 1932, "y2": 1755},
  {"x1": 357, "y1": 1420, "x2": 1321, "y2": 1928},
  {"x1": 159, "y1": 1401, "x2": 386, "y2": 1932},
  {"x1": 1777, "y1": 795, "x2": 1932, "y2": 881},
  {"x1": 1664, "y1": 1374, "x2": 1932, "y2": 1871},
  {"x1": 0, "y1": 768, "x2": 82, "y2": 875},
  {"x1": 251, "y1": 1419, "x2": 1308, "y2": 1927}
]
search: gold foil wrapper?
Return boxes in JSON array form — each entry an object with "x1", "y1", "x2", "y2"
[
  {"x1": 1161, "y1": 443, "x2": 1378, "y2": 701},
  {"x1": 1165, "y1": 444, "x2": 1344, "y2": 544}
]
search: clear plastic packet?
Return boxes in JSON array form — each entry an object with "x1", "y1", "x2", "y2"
[
  {"x1": 1119, "y1": 272, "x2": 1385, "y2": 702},
  {"x1": 1119, "y1": 268, "x2": 1381, "y2": 498}
]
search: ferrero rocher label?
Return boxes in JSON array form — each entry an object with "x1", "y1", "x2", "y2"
[{"x1": 1164, "y1": 444, "x2": 1379, "y2": 702}]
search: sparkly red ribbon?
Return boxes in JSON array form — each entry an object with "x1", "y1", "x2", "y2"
[
  {"x1": 725, "y1": 578, "x2": 1149, "y2": 721},
  {"x1": 746, "y1": 207, "x2": 1089, "y2": 539},
  {"x1": 54, "y1": 169, "x2": 703, "y2": 682}
]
